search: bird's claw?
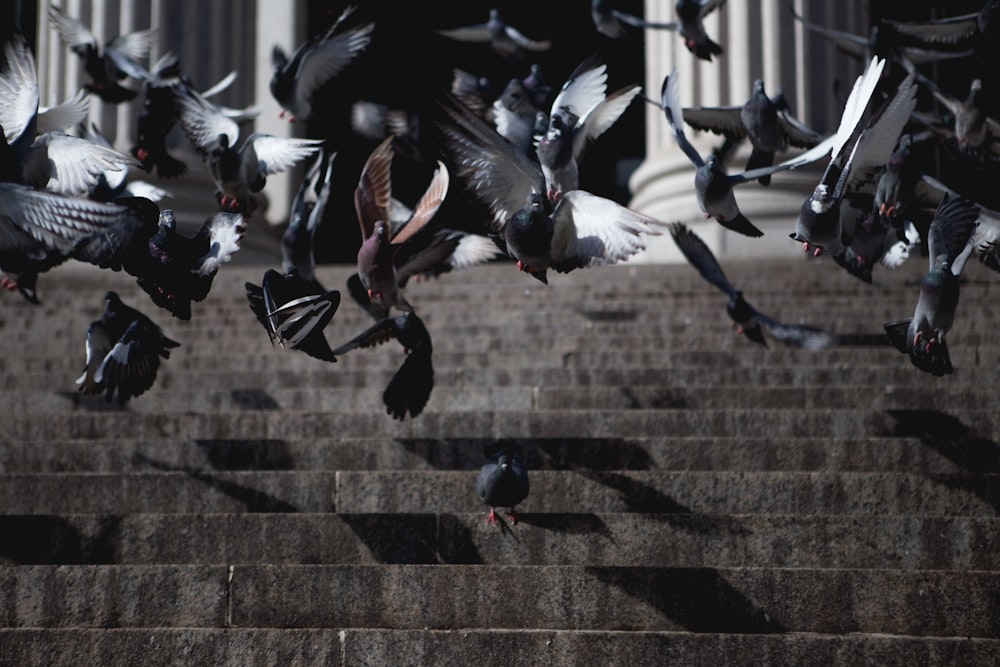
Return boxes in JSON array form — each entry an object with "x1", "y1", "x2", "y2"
[{"x1": 486, "y1": 508, "x2": 499, "y2": 525}]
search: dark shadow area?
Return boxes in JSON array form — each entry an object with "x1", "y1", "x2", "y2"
[
  {"x1": 395, "y1": 437, "x2": 655, "y2": 470},
  {"x1": 193, "y1": 439, "x2": 294, "y2": 470},
  {"x1": 231, "y1": 389, "x2": 281, "y2": 411},
  {"x1": 54, "y1": 391, "x2": 130, "y2": 412},
  {"x1": 0, "y1": 515, "x2": 121, "y2": 564},
  {"x1": 884, "y1": 409, "x2": 1000, "y2": 474},
  {"x1": 834, "y1": 332, "x2": 894, "y2": 347},
  {"x1": 884, "y1": 409, "x2": 1000, "y2": 514},
  {"x1": 586, "y1": 566, "x2": 787, "y2": 633},
  {"x1": 436, "y1": 514, "x2": 485, "y2": 564},
  {"x1": 134, "y1": 453, "x2": 299, "y2": 513},
  {"x1": 338, "y1": 514, "x2": 440, "y2": 564}
]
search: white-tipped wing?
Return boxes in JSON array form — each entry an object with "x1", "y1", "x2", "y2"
[
  {"x1": 0, "y1": 182, "x2": 126, "y2": 253},
  {"x1": 662, "y1": 68, "x2": 706, "y2": 168},
  {"x1": 195, "y1": 211, "x2": 246, "y2": 276},
  {"x1": 47, "y1": 5, "x2": 98, "y2": 52},
  {"x1": 550, "y1": 58, "x2": 608, "y2": 129},
  {"x1": 175, "y1": 85, "x2": 240, "y2": 154},
  {"x1": 36, "y1": 133, "x2": 138, "y2": 198},
  {"x1": 576, "y1": 84, "x2": 642, "y2": 158},
  {"x1": 245, "y1": 135, "x2": 324, "y2": 177},
  {"x1": 293, "y1": 22, "x2": 374, "y2": 111},
  {"x1": 0, "y1": 33, "x2": 39, "y2": 144},
  {"x1": 37, "y1": 89, "x2": 89, "y2": 135}
]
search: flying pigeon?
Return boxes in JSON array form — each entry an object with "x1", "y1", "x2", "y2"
[
  {"x1": 476, "y1": 450, "x2": 530, "y2": 525},
  {"x1": 79, "y1": 123, "x2": 171, "y2": 203},
  {"x1": 174, "y1": 83, "x2": 323, "y2": 213},
  {"x1": 437, "y1": 93, "x2": 670, "y2": 285},
  {"x1": 884, "y1": 193, "x2": 981, "y2": 376},
  {"x1": 660, "y1": 68, "x2": 837, "y2": 238},
  {"x1": 591, "y1": 0, "x2": 684, "y2": 39},
  {"x1": 47, "y1": 4, "x2": 155, "y2": 102},
  {"x1": 354, "y1": 137, "x2": 449, "y2": 312},
  {"x1": 76, "y1": 291, "x2": 179, "y2": 404},
  {"x1": 665, "y1": 0, "x2": 728, "y2": 62},
  {"x1": 330, "y1": 311, "x2": 434, "y2": 420},
  {"x1": 680, "y1": 79, "x2": 824, "y2": 185},
  {"x1": 881, "y1": 0, "x2": 1000, "y2": 66},
  {"x1": 270, "y1": 5, "x2": 374, "y2": 123},
  {"x1": 0, "y1": 32, "x2": 137, "y2": 197},
  {"x1": 435, "y1": 8, "x2": 552, "y2": 60},
  {"x1": 246, "y1": 150, "x2": 341, "y2": 362},
  {"x1": 536, "y1": 55, "x2": 642, "y2": 202},
  {"x1": 669, "y1": 222, "x2": 835, "y2": 349}
]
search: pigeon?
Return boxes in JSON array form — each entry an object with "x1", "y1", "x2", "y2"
[
  {"x1": 669, "y1": 222, "x2": 835, "y2": 349},
  {"x1": 76, "y1": 291, "x2": 179, "y2": 404},
  {"x1": 884, "y1": 193, "x2": 981, "y2": 376},
  {"x1": 881, "y1": 0, "x2": 1000, "y2": 66},
  {"x1": 591, "y1": 0, "x2": 684, "y2": 39},
  {"x1": 330, "y1": 311, "x2": 434, "y2": 420},
  {"x1": 174, "y1": 83, "x2": 323, "y2": 213},
  {"x1": 246, "y1": 150, "x2": 341, "y2": 362},
  {"x1": 667, "y1": 0, "x2": 728, "y2": 62},
  {"x1": 354, "y1": 137, "x2": 449, "y2": 312},
  {"x1": 491, "y1": 67, "x2": 552, "y2": 155},
  {"x1": 660, "y1": 68, "x2": 837, "y2": 238},
  {"x1": 791, "y1": 57, "x2": 908, "y2": 258},
  {"x1": 47, "y1": 4, "x2": 155, "y2": 103},
  {"x1": 435, "y1": 8, "x2": 552, "y2": 59},
  {"x1": 269, "y1": 5, "x2": 374, "y2": 123},
  {"x1": 437, "y1": 93, "x2": 670, "y2": 285},
  {"x1": 0, "y1": 32, "x2": 137, "y2": 197},
  {"x1": 79, "y1": 123, "x2": 171, "y2": 203},
  {"x1": 536, "y1": 55, "x2": 642, "y2": 202},
  {"x1": 899, "y1": 57, "x2": 1000, "y2": 161},
  {"x1": 476, "y1": 450, "x2": 530, "y2": 525},
  {"x1": 680, "y1": 79, "x2": 824, "y2": 185},
  {"x1": 0, "y1": 181, "x2": 130, "y2": 303},
  {"x1": 450, "y1": 68, "x2": 496, "y2": 121}
]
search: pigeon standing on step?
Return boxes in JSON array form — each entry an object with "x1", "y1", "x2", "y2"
[
  {"x1": 76, "y1": 291, "x2": 180, "y2": 404},
  {"x1": 47, "y1": 4, "x2": 154, "y2": 103},
  {"x1": 884, "y1": 194, "x2": 981, "y2": 376},
  {"x1": 477, "y1": 450, "x2": 530, "y2": 525},
  {"x1": 669, "y1": 222, "x2": 835, "y2": 349},
  {"x1": 330, "y1": 311, "x2": 434, "y2": 420},
  {"x1": 269, "y1": 6, "x2": 374, "y2": 123}
]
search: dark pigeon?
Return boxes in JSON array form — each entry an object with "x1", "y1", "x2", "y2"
[{"x1": 476, "y1": 450, "x2": 530, "y2": 525}]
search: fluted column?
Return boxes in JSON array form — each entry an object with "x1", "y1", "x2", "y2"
[{"x1": 629, "y1": 0, "x2": 868, "y2": 262}]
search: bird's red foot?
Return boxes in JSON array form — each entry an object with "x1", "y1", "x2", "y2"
[
  {"x1": 278, "y1": 109, "x2": 286, "y2": 119},
  {"x1": 813, "y1": 247, "x2": 823, "y2": 257},
  {"x1": 507, "y1": 508, "x2": 519, "y2": 525},
  {"x1": 136, "y1": 147, "x2": 149, "y2": 162},
  {"x1": 486, "y1": 508, "x2": 499, "y2": 525},
  {"x1": 1, "y1": 277, "x2": 17, "y2": 291},
  {"x1": 802, "y1": 241, "x2": 811, "y2": 253}
]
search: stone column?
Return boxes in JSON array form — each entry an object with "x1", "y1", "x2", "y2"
[{"x1": 629, "y1": 0, "x2": 869, "y2": 262}]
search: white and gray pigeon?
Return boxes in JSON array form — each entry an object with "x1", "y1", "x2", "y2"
[
  {"x1": 76, "y1": 291, "x2": 179, "y2": 404},
  {"x1": 661, "y1": 67, "x2": 839, "y2": 238},
  {"x1": 680, "y1": 79, "x2": 824, "y2": 185},
  {"x1": 174, "y1": 83, "x2": 324, "y2": 213},
  {"x1": 0, "y1": 32, "x2": 137, "y2": 197},
  {"x1": 591, "y1": 0, "x2": 685, "y2": 39},
  {"x1": 476, "y1": 450, "x2": 530, "y2": 525},
  {"x1": 669, "y1": 222, "x2": 835, "y2": 350},
  {"x1": 47, "y1": 4, "x2": 155, "y2": 102},
  {"x1": 536, "y1": 55, "x2": 642, "y2": 202},
  {"x1": 435, "y1": 8, "x2": 552, "y2": 59},
  {"x1": 79, "y1": 123, "x2": 171, "y2": 203},
  {"x1": 269, "y1": 5, "x2": 374, "y2": 123},
  {"x1": 438, "y1": 93, "x2": 670, "y2": 285},
  {"x1": 884, "y1": 193, "x2": 981, "y2": 376}
]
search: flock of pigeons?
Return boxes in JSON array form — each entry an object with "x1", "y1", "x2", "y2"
[{"x1": 3, "y1": 2, "x2": 1000, "y2": 522}]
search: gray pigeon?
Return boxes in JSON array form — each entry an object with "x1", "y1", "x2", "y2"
[
  {"x1": 476, "y1": 450, "x2": 530, "y2": 525},
  {"x1": 269, "y1": 6, "x2": 374, "y2": 123},
  {"x1": 76, "y1": 291, "x2": 180, "y2": 404},
  {"x1": 661, "y1": 68, "x2": 837, "y2": 238},
  {"x1": 670, "y1": 222, "x2": 835, "y2": 350},
  {"x1": 884, "y1": 193, "x2": 980, "y2": 376},
  {"x1": 591, "y1": 0, "x2": 684, "y2": 39},
  {"x1": 435, "y1": 8, "x2": 551, "y2": 60}
]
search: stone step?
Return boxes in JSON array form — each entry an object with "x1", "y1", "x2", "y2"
[
  {"x1": 1, "y1": 433, "x2": 992, "y2": 475},
  {"x1": 3, "y1": 470, "x2": 997, "y2": 516},
  {"x1": 4, "y1": 407, "x2": 1000, "y2": 442},
  {"x1": 1, "y1": 628, "x2": 997, "y2": 667},
  {"x1": 2, "y1": 513, "x2": 997, "y2": 570},
  {"x1": 3, "y1": 564, "x2": 998, "y2": 636},
  {"x1": 6, "y1": 383, "x2": 997, "y2": 415}
]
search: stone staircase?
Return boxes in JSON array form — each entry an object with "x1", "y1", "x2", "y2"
[{"x1": 2, "y1": 256, "x2": 999, "y2": 665}]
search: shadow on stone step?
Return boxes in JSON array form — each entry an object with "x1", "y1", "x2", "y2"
[
  {"x1": 833, "y1": 332, "x2": 893, "y2": 347},
  {"x1": 193, "y1": 439, "x2": 294, "y2": 470},
  {"x1": 579, "y1": 308, "x2": 639, "y2": 322},
  {"x1": 396, "y1": 438, "x2": 655, "y2": 470},
  {"x1": 134, "y1": 453, "x2": 299, "y2": 513},
  {"x1": 231, "y1": 389, "x2": 281, "y2": 410},
  {"x1": 586, "y1": 566, "x2": 786, "y2": 633},
  {"x1": 516, "y1": 513, "x2": 613, "y2": 539},
  {"x1": 54, "y1": 390, "x2": 130, "y2": 412},
  {"x1": 339, "y1": 514, "x2": 444, "y2": 564},
  {"x1": 0, "y1": 515, "x2": 121, "y2": 564}
]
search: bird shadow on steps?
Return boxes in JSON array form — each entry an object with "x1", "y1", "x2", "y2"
[
  {"x1": 395, "y1": 437, "x2": 655, "y2": 470},
  {"x1": 0, "y1": 514, "x2": 122, "y2": 564},
  {"x1": 133, "y1": 453, "x2": 299, "y2": 513},
  {"x1": 883, "y1": 409, "x2": 1000, "y2": 514},
  {"x1": 54, "y1": 390, "x2": 130, "y2": 411},
  {"x1": 192, "y1": 439, "x2": 294, "y2": 470},
  {"x1": 338, "y1": 514, "x2": 445, "y2": 564},
  {"x1": 576, "y1": 470, "x2": 751, "y2": 537},
  {"x1": 586, "y1": 566, "x2": 787, "y2": 634},
  {"x1": 516, "y1": 513, "x2": 613, "y2": 540}
]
